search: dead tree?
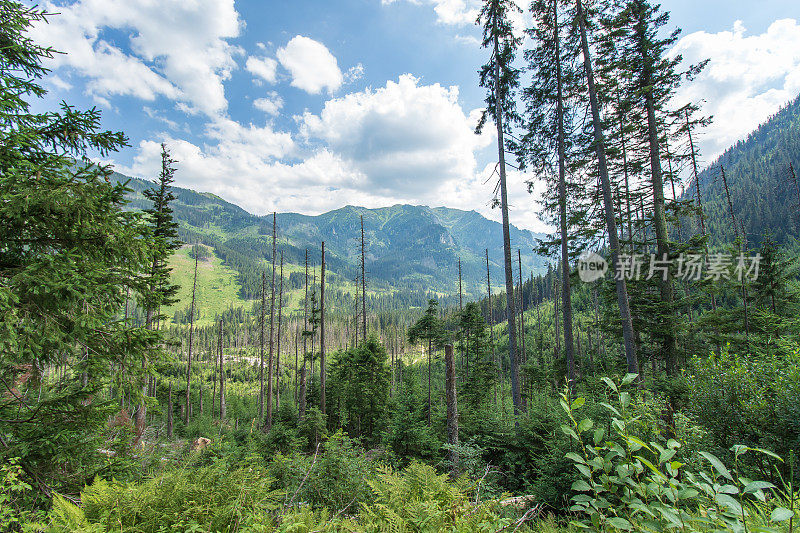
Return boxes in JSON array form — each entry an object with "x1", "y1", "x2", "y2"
[
  {"x1": 320, "y1": 241, "x2": 326, "y2": 416},
  {"x1": 444, "y1": 344, "x2": 459, "y2": 476},
  {"x1": 219, "y1": 319, "x2": 226, "y2": 420},
  {"x1": 184, "y1": 244, "x2": 199, "y2": 424},
  {"x1": 360, "y1": 215, "x2": 367, "y2": 340},
  {"x1": 721, "y1": 165, "x2": 750, "y2": 339},
  {"x1": 266, "y1": 212, "x2": 277, "y2": 430},
  {"x1": 485, "y1": 249, "x2": 500, "y2": 406},
  {"x1": 258, "y1": 270, "x2": 266, "y2": 424},
  {"x1": 458, "y1": 258, "x2": 466, "y2": 378},
  {"x1": 276, "y1": 252, "x2": 284, "y2": 412},
  {"x1": 299, "y1": 250, "x2": 309, "y2": 420},
  {"x1": 167, "y1": 381, "x2": 173, "y2": 438}
]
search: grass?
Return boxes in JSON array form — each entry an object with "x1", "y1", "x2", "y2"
[
  {"x1": 164, "y1": 245, "x2": 395, "y2": 328},
  {"x1": 165, "y1": 245, "x2": 249, "y2": 328}
]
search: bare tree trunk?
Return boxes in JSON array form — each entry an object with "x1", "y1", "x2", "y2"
[
  {"x1": 353, "y1": 275, "x2": 360, "y2": 347},
  {"x1": 391, "y1": 326, "x2": 396, "y2": 396},
  {"x1": 721, "y1": 165, "x2": 750, "y2": 339},
  {"x1": 276, "y1": 252, "x2": 284, "y2": 412},
  {"x1": 184, "y1": 245, "x2": 199, "y2": 424},
  {"x1": 361, "y1": 215, "x2": 367, "y2": 340},
  {"x1": 616, "y1": 98, "x2": 635, "y2": 252},
  {"x1": 212, "y1": 344, "x2": 217, "y2": 419},
  {"x1": 637, "y1": 25, "x2": 678, "y2": 376},
  {"x1": 427, "y1": 336, "x2": 432, "y2": 426},
  {"x1": 458, "y1": 259, "x2": 466, "y2": 379},
  {"x1": 686, "y1": 111, "x2": 707, "y2": 235},
  {"x1": 553, "y1": 1, "x2": 576, "y2": 393},
  {"x1": 167, "y1": 381, "x2": 173, "y2": 438},
  {"x1": 576, "y1": 0, "x2": 639, "y2": 377},
  {"x1": 486, "y1": 249, "x2": 498, "y2": 405},
  {"x1": 299, "y1": 250, "x2": 309, "y2": 420},
  {"x1": 517, "y1": 250, "x2": 528, "y2": 404},
  {"x1": 445, "y1": 344, "x2": 459, "y2": 477},
  {"x1": 310, "y1": 270, "x2": 316, "y2": 392},
  {"x1": 266, "y1": 213, "x2": 277, "y2": 430},
  {"x1": 320, "y1": 242, "x2": 326, "y2": 416},
  {"x1": 219, "y1": 319, "x2": 226, "y2": 420},
  {"x1": 258, "y1": 270, "x2": 266, "y2": 425},
  {"x1": 492, "y1": 29, "x2": 522, "y2": 414}
]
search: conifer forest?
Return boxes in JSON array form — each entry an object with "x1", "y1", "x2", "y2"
[{"x1": 3, "y1": 0, "x2": 800, "y2": 531}]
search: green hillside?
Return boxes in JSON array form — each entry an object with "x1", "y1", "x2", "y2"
[
  {"x1": 114, "y1": 171, "x2": 549, "y2": 301},
  {"x1": 690, "y1": 94, "x2": 800, "y2": 247}
]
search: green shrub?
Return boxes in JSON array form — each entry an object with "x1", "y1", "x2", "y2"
[
  {"x1": 687, "y1": 347, "x2": 800, "y2": 478},
  {"x1": 270, "y1": 431, "x2": 376, "y2": 512},
  {"x1": 561, "y1": 374, "x2": 795, "y2": 532},
  {"x1": 0, "y1": 456, "x2": 41, "y2": 530}
]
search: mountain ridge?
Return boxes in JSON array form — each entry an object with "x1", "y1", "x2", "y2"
[{"x1": 111, "y1": 171, "x2": 549, "y2": 299}]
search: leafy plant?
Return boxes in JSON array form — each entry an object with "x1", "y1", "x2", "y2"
[
  {"x1": 561, "y1": 374, "x2": 795, "y2": 532},
  {"x1": 0, "y1": 456, "x2": 39, "y2": 530}
]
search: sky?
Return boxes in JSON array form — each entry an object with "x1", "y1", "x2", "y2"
[{"x1": 29, "y1": 0, "x2": 800, "y2": 233}]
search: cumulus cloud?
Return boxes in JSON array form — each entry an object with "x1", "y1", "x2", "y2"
[
  {"x1": 277, "y1": 36, "x2": 343, "y2": 95},
  {"x1": 300, "y1": 74, "x2": 490, "y2": 195},
  {"x1": 30, "y1": 0, "x2": 242, "y2": 116},
  {"x1": 114, "y1": 74, "x2": 539, "y2": 230},
  {"x1": 253, "y1": 92, "x2": 284, "y2": 115},
  {"x1": 381, "y1": 0, "x2": 526, "y2": 41},
  {"x1": 119, "y1": 135, "x2": 373, "y2": 216},
  {"x1": 246, "y1": 56, "x2": 279, "y2": 84},
  {"x1": 381, "y1": 0, "x2": 480, "y2": 26},
  {"x1": 115, "y1": 73, "x2": 552, "y2": 232},
  {"x1": 670, "y1": 18, "x2": 800, "y2": 162}
]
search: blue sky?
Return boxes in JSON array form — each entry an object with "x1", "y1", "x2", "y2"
[{"x1": 30, "y1": 0, "x2": 800, "y2": 231}]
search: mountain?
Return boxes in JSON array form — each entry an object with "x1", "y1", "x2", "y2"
[
  {"x1": 113, "y1": 171, "x2": 549, "y2": 300},
  {"x1": 691, "y1": 94, "x2": 800, "y2": 247}
]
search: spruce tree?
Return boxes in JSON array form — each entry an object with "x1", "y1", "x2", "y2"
[
  {"x1": 135, "y1": 144, "x2": 180, "y2": 440},
  {"x1": 477, "y1": 0, "x2": 524, "y2": 413},
  {"x1": 459, "y1": 302, "x2": 498, "y2": 408},
  {"x1": 520, "y1": 0, "x2": 582, "y2": 392},
  {"x1": 574, "y1": 0, "x2": 639, "y2": 378},
  {"x1": 0, "y1": 2, "x2": 161, "y2": 492},
  {"x1": 408, "y1": 299, "x2": 446, "y2": 426},
  {"x1": 611, "y1": 0, "x2": 705, "y2": 376}
]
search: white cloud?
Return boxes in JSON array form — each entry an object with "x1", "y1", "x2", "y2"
[
  {"x1": 300, "y1": 74, "x2": 490, "y2": 195},
  {"x1": 253, "y1": 92, "x2": 284, "y2": 115},
  {"x1": 381, "y1": 0, "x2": 480, "y2": 26},
  {"x1": 114, "y1": 74, "x2": 546, "y2": 231},
  {"x1": 345, "y1": 63, "x2": 365, "y2": 83},
  {"x1": 381, "y1": 0, "x2": 526, "y2": 41},
  {"x1": 438, "y1": 161, "x2": 551, "y2": 234},
  {"x1": 246, "y1": 56, "x2": 278, "y2": 84},
  {"x1": 120, "y1": 134, "x2": 372, "y2": 217},
  {"x1": 116, "y1": 73, "x2": 554, "y2": 232},
  {"x1": 454, "y1": 34, "x2": 481, "y2": 46},
  {"x1": 670, "y1": 18, "x2": 800, "y2": 163},
  {"x1": 30, "y1": 0, "x2": 242, "y2": 116},
  {"x1": 277, "y1": 36, "x2": 344, "y2": 95}
]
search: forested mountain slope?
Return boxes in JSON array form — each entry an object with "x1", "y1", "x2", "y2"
[
  {"x1": 113, "y1": 171, "x2": 548, "y2": 297},
  {"x1": 691, "y1": 94, "x2": 800, "y2": 246}
]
